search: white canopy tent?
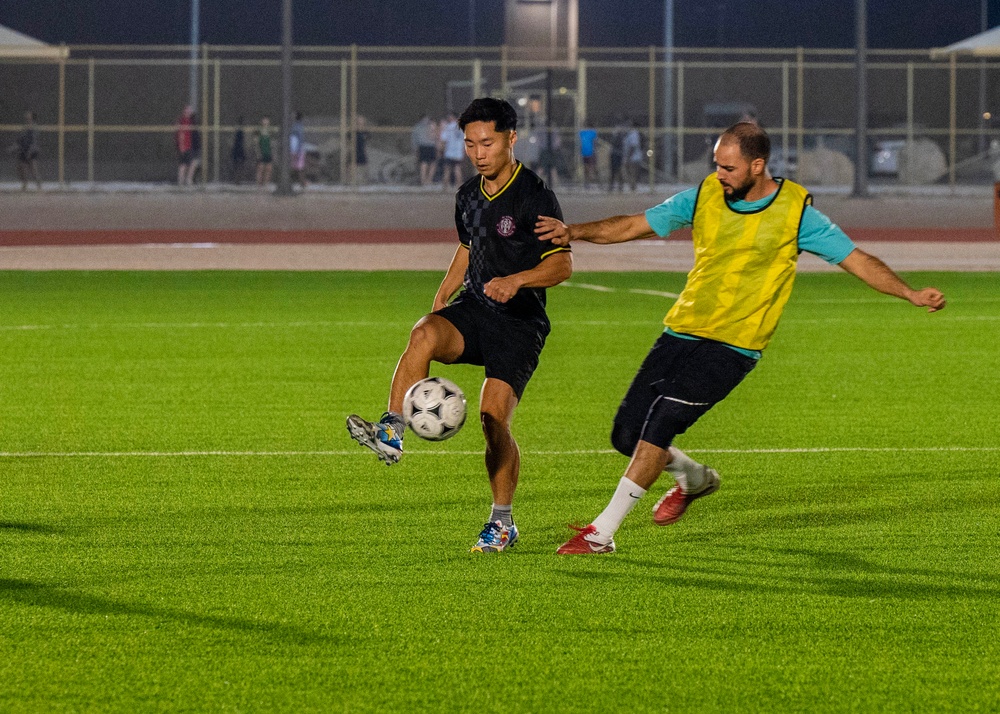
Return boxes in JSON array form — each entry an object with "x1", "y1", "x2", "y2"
[
  {"x1": 932, "y1": 26, "x2": 1000, "y2": 58},
  {"x1": 0, "y1": 24, "x2": 68, "y2": 59}
]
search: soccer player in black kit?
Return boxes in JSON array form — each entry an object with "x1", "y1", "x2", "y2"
[{"x1": 347, "y1": 98, "x2": 573, "y2": 553}]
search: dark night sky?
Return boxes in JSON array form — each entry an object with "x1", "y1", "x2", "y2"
[{"x1": 0, "y1": 0, "x2": 997, "y2": 49}]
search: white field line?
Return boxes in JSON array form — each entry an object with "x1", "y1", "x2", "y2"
[
  {"x1": 0, "y1": 446, "x2": 997, "y2": 458},
  {"x1": 561, "y1": 281, "x2": 615, "y2": 292},
  {"x1": 562, "y1": 281, "x2": 681, "y2": 299},
  {"x1": 628, "y1": 288, "x2": 681, "y2": 298}
]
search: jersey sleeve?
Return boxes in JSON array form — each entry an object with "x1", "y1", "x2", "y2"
[
  {"x1": 644, "y1": 187, "x2": 698, "y2": 237},
  {"x1": 527, "y1": 186, "x2": 570, "y2": 260},
  {"x1": 797, "y1": 205, "x2": 857, "y2": 265},
  {"x1": 455, "y1": 200, "x2": 471, "y2": 248}
]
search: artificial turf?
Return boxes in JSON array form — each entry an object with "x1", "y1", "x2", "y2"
[{"x1": 1, "y1": 270, "x2": 998, "y2": 712}]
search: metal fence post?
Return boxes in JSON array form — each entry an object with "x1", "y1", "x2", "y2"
[
  {"x1": 87, "y1": 58, "x2": 95, "y2": 184},
  {"x1": 676, "y1": 60, "x2": 685, "y2": 175},
  {"x1": 576, "y1": 57, "x2": 586, "y2": 184},
  {"x1": 214, "y1": 58, "x2": 221, "y2": 183},
  {"x1": 340, "y1": 59, "x2": 348, "y2": 186},
  {"x1": 350, "y1": 44, "x2": 358, "y2": 187},
  {"x1": 472, "y1": 58, "x2": 482, "y2": 99},
  {"x1": 648, "y1": 46, "x2": 656, "y2": 192},
  {"x1": 950, "y1": 54, "x2": 957, "y2": 188},
  {"x1": 796, "y1": 47, "x2": 804, "y2": 182},
  {"x1": 906, "y1": 62, "x2": 914, "y2": 150},
  {"x1": 500, "y1": 44, "x2": 508, "y2": 96},
  {"x1": 58, "y1": 55, "x2": 66, "y2": 186},
  {"x1": 200, "y1": 44, "x2": 209, "y2": 185},
  {"x1": 781, "y1": 61, "x2": 790, "y2": 176}
]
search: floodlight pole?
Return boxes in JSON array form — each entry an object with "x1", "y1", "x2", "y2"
[
  {"x1": 663, "y1": 0, "x2": 675, "y2": 181},
  {"x1": 189, "y1": 0, "x2": 199, "y2": 109},
  {"x1": 979, "y1": 0, "x2": 988, "y2": 155},
  {"x1": 546, "y1": 68, "x2": 554, "y2": 186},
  {"x1": 852, "y1": 0, "x2": 869, "y2": 197},
  {"x1": 276, "y1": 0, "x2": 295, "y2": 196}
]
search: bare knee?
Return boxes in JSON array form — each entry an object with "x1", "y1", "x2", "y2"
[
  {"x1": 405, "y1": 321, "x2": 437, "y2": 356},
  {"x1": 404, "y1": 315, "x2": 462, "y2": 363}
]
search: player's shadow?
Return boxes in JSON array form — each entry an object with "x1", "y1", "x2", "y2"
[
  {"x1": 0, "y1": 521, "x2": 63, "y2": 534},
  {"x1": 0, "y1": 578, "x2": 345, "y2": 645},
  {"x1": 699, "y1": 495, "x2": 963, "y2": 536},
  {"x1": 560, "y1": 546, "x2": 1000, "y2": 602}
]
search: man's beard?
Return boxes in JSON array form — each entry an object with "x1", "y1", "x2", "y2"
[{"x1": 725, "y1": 178, "x2": 754, "y2": 202}]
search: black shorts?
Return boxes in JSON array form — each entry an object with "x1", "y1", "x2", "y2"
[
  {"x1": 434, "y1": 298, "x2": 549, "y2": 400},
  {"x1": 418, "y1": 146, "x2": 436, "y2": 163},
  {"x1": 612, "y1": 332, "x2": 757, "y2": 454}
]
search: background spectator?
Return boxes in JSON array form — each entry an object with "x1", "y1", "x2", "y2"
[
  {"x1": 290, "y1": 111, "x2": 308, "y2": 189},
  {"x1": 175, "y1": 104, "x2": 195, "y2": 186},
  {"x1": 412, "y1": 113, "x2": 438, "y2": 186},
  {"x1": 623, "y1": 121, "x2": 643, "y2": 191},
  {"x1": 255, "y1": 116, "x2": 273, "y2": 187},
  {"x1": 580, "y1": 126, "x2": 598, "y2": 188},
  {"x1": 14, "y1": 110, "x2": 42, "y2": 191},
  {"x1": 231, "y1": 116, "x2": 247, "y2": 184},
  {"x1": 439, "y1": 112, "x2": 464, "y2": 190}
]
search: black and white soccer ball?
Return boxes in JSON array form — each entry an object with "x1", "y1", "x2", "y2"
[{"x1": 402, "y1": 377, "x2": 467, "y2": 441}]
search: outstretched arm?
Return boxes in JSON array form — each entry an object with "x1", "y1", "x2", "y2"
[
  {"x1": 432, "y1": 246, "x2": 469, "y2": 312},
  {"x1": 535, "y1": 213, "x2": 656, "y2": 247},
  {"x1": 839, "y1": 248, "x2": 946, "y2": 312},
  {"x1": 483, "y1": 251, "x2": 573, "y2": 304}
]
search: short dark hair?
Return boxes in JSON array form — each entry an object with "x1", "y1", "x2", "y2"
[
  {"x1": 458, "y1": 98, "x2": 518, "y2": 133},
  {"x1": 720, "y1": 121, "x2": 770, "y2": 163}
]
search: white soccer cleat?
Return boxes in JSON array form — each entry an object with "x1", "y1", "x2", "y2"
[{"x1": 346, "y1": 412, "x2": 404, "y2": 465}]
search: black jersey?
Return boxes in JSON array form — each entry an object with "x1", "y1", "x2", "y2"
[{"x1": 454, "y1": 162, "x2": 569, "y2": 325}]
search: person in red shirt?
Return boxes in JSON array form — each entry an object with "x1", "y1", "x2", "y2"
[{"x1": 175, "y1": 105, "x2": 195, "y2": 186}]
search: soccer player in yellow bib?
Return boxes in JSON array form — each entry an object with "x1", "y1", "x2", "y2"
[{"x1": 535, "y1": 121, "x2": 946, "y2": 555}]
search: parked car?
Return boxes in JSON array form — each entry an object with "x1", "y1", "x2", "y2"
[{"x1": 870, "y1": 139, "x2": 906, "y2": 176}]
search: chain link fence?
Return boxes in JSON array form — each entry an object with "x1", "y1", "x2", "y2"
[{"x1": 0, "y1": 44, "x2": 995, "y2": 188}]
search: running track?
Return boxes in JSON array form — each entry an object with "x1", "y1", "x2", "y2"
[{"x1": 0, "y1": 227, "x2": 995, "y2": 246}]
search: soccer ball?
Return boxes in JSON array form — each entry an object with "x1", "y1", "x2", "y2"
[{"x1": 402, "y1": 377, "x2": 467, "y2": 441}]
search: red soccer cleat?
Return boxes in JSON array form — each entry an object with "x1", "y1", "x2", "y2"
[
  {"x1": 652, "y1": 466, "x2": 720, "y2": 526},
  {"x1": 556, "y1": 524, "x2": 616, "y2": 554}
]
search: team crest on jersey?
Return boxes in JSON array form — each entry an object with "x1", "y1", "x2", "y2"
[{"x1": 496, "y1": 215, "x2": 516, "y2": 237}]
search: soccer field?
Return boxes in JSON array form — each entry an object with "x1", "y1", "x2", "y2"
[{"x1": 2, "y1": 270, "x2": 998, "y2": 712}]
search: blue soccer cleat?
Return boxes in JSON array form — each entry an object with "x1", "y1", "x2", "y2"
[
  {"x1": 470, "y1": 520, "x2": 519, "y2": 553},
  {"x1": 346, "y1": 412, "x2": 404, "y2": 465}
]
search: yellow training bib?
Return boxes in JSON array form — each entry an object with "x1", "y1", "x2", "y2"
[{"x1": 664, "y1": 174, "x2": 812, "y2": 350}]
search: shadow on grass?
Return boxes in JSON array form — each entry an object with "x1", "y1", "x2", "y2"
[
  {"x1": 0, "y1": 578, "x2": 346, "y2": 645},
  {"x1": 557, "y1": 546, "x2": 1000, "y2": 602},
  {"x1": 0, "y1": 521, "x2": 63, "y2": 534},
  {"x1": 701, "y1": 491, "x2": 980, "y2": 535}
]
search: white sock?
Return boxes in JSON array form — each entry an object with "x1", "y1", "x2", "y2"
[
  {"x1": 590, "y1": 477, "x2": 647, "y2": 541},
  {"x1": 666, "y1": 446, "x2": 705, "y2": 494}
]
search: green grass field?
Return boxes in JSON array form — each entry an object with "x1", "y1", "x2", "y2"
[{"x1": 2, "y1": 270, "x2": 998, "y2": 712}]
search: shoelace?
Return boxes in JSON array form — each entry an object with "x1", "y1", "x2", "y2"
[
  {"x1": 377, "y1": 412, "x2": 403, "y2": 444},
  {"x1": 477, "y1": 522, "x2": 501, "y2": 544}
]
